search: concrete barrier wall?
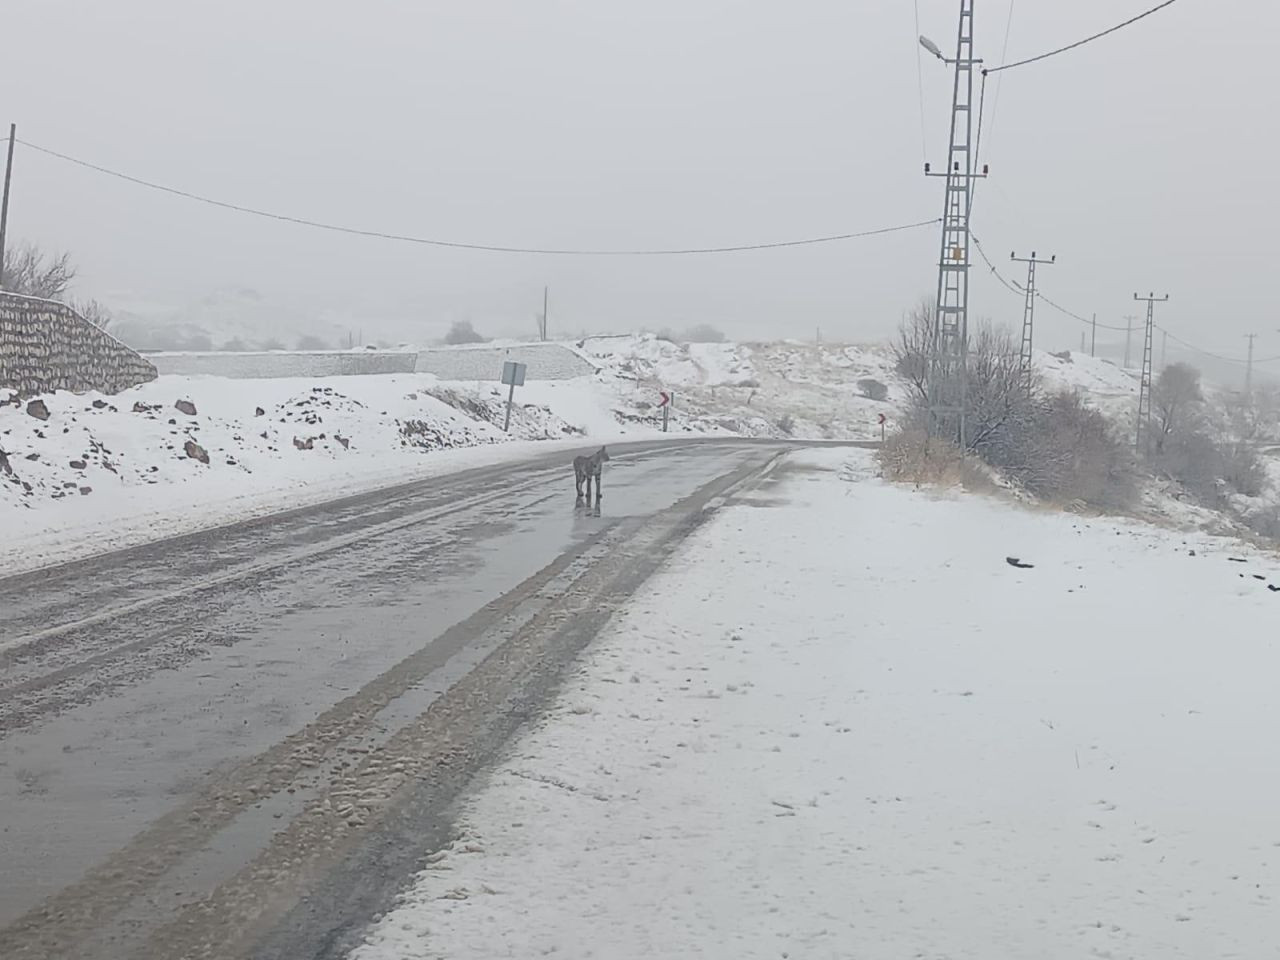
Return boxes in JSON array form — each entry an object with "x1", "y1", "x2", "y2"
[
  {"x1": 414, "y1": 342, "x2": 598, "y2": 381},
  {"x1": 147, "y1": 351, "x2": 419, "y2": 378},
  {"x1": 0, "y1": 292, "x2": 158, "y2": 397},
  {"x1": 145, "y1": 342, "x2": 598, "y2": 382}
]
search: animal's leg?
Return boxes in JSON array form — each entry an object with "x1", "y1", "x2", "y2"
[
  {"x1": 575, "y1": 471, "x2": 584, "y2": 497},
  {"x1": 595, "y1": 470, "x2": 603, "y2": 501},
  {"x1": 585, "y1": 476, "x2": 593, "y2": 501}
]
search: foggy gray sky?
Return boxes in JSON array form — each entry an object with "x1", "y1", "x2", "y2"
[{"x1": 5, "y1": 0, "x2": 1277, "y2": 361}]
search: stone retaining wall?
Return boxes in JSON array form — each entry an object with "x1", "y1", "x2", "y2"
[{"x1": 0, "y1": 292, "x2": 158, "y2": 397}]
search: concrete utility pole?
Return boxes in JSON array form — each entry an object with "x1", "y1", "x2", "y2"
[
  {"x1": 0, "y1": 124, "x2": 15, "y2": 289},
  {"x1": 1133, "y1": 292, "x2": 1169, "y2": 452},
  {"x1": 920, "y1": 0, "x2": 987, "y2": 449},
  {"x1": 1011, "y1": 250, "x2": 1055, "y2": 393},
  {"x1": 1123, "y1": 314, "x2": 1139, "y2": 369},
  {"x1": 1244, "y1": 333, "x2": 1257, "y2": 396},
  {"x1": 1091, "y1": 313, "x2": 1097, "y2": 357},
  {"x1": 540, "y1": 286, "x2": 549, "y2": 341}
]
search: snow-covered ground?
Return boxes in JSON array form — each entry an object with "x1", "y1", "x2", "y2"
[
  {"x1": 580, "y1": 335, "x2": 901, "y2": 440},
  {"x1": 353, "y1": 448, "x2": 1280, "y2": 960},
  {"x1": 3, "y1": 336, "x2": 905, "y2": 573},
  {"x1": 1, "y1": 372, "x2": 662, "y2": 574}
]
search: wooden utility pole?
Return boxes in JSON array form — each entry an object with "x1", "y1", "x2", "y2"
[
  {"x1": 541, "y1": 286, "x2": 549, "y2": 341},
  {"x1": 1090, "y1": 313, "x2": 1097, "y2": 357},
  {"x1": 0, "y1": 124, "x2": 15, "y2": 289}
]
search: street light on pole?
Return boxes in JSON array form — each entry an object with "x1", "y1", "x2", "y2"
[{"x1": 919, "y1": 35, "x2": 945, "y2": 61}]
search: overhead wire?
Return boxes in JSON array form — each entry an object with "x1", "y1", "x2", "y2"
[
  {"x1": 983, "y1": 1, "x2": 1016, "y2": 154},
  {"x1": 16, "y1": 138, "x2": 939, "y2": 256},
  {"x1": 985, "y1": 0, "x2": 1179, "y2": 74},
  {"x1": 912, "y1": 0, "x2": 929, "y2": 165}
]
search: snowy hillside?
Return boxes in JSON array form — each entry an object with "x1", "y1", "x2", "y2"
[{"x1": 579, "y1": 335, "x2": 902, "y2": 440}]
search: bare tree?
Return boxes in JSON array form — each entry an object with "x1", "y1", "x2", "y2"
[
  {"x1": 443, "y1": 320, "x2": 487, "y2": 345},
  {"x1": 891, "y1": 297, "x2": 934, "y2": 404},
  {"x1": 1152, "y1": 362, "x2": 1202, "y2": 453},
  {"x1": 684, "y1": 323, "x2": 726, "y2": 343},
  {"x1": 1, "y1": 243, "x2": 77, "y2": 299},
  {"x1": 70, "y1": 298, "x2": 114, "y2": 332},
  {"x1": 892, "y1": 299, "x2": 1028, "y2": 454}
]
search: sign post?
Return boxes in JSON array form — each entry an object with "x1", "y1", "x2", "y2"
[
  {"x1": 659, "y1": 390, "x2": 672, "y2": 432},
  {"x1": 501, "y1": 360, "x2": 527, "y2": 433},
  {"x1": 878, "y1": 412, "x2": 887, "y2": 443}
]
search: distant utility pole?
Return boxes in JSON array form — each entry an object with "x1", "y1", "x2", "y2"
[
  {"x1": 540, "y1": 286, "x2": 549, "y2": 341},
  {"x1": 1091, "y1": 313, "x2": 1097, "y2": 357},
  {"x1": 1011, "y1": 250, "x2": 1055, "y2": 392},
  {"x1": 0, "y1": 124, "x2": 15, "y2": 289},
  {"x1": 920, "y1": 0, "x2": 987, "y2": 448},
  {"x1": 1244, "y1": 333, "x2": 1257, "y2": 396},
  {"x1": 1123, "y1": 314, "x2": 1139, "y2": 369},
  {"x1": 1133, "y1": 292, "x2": 1169, "y2": 452}
]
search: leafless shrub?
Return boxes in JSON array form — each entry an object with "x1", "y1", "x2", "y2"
[
  {"x1": 296, "y1": 334, "x2": 330, "y2": 351},
  {"x1": 1, "y1": 243, "x2": 76, "y2": 299},
  {"x1": 987, "y1": 390, "x2": 1137, "y2": 509},
  {"x1": 443, "y1": 320, "x2": 487, "y2": 345},
  {"x1": 878, "y1": 422, "x2": 994, "y2": 491},
  {"x1": 684, "y1": 323, "x2": 726, "y2": 343},
  {"x1": 857, "y1": 378, "x2": 889, "y2": 401},
  {"x1": 888, "y1": 298, "x2": 1134, "y2": 509},
  {"x1": 893, "y1": 301, "x2": 1031, "y2": 455},
  {"x1": 776, "y1": 413, "x2": 796, "y2": 436},
  {"x1": 1152, "y1": 362, "x2": 1202, "y2": 453},
  {"x1": 70, "y1": 298, "x2": 114, "y2": 332}
]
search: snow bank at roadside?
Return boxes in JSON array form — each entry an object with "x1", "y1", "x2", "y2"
[
  {"x1": 352, "y1": 448, "x2": 1280, "y2": 960},
  {"x1": 1, "y1": 372, "x2": 652, "y2": 574}
]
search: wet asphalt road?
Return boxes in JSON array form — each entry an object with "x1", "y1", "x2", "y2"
[{"x1": 0, "y1": 439, "x2": 787, "y2": 959}]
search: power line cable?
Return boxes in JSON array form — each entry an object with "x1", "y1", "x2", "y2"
[
  {"x1": 1154, "y1": 326, "x2": 1280, "y2": 366},
  {"x1": 16, "y1": 138, "x2": 939, "y2": 256},
  {"x1": 1036, "y1": 291, "x2": 1128, "y2": 332},
  {"x1": 983, "y1": 1, "x2": 1016, "y2": 153},
  {"x1": 913, "y1": 0, "x2": 929, "y2": 165},
  {"x1": 985, "y1": 0, "x2": 1179, "y2": 74},
  {"x1": 970, "y1": 231, "x2": 1026, "y2": 297}
]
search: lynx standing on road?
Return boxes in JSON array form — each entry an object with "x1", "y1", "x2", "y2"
[{"x1": 573, "y1": 446, "x2": 609, "y2": 502}]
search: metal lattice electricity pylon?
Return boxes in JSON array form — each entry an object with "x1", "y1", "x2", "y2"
[
  {"x1": 1134, "y1": 292, "x2": 1168, "y2": 452},
  {"x1": 921, "y1": 0, "x2": 986, "y2": 449},
  {"x1": 1011, "y1": 250, "x2": 1055, "y2": 393}
]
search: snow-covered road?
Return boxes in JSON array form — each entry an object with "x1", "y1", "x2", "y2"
[
  {"x1": 0, "y1": 440, "x2": 782, "y2": 960},
  {"x1": 354, "y1": 448, "x2": 1280, "y2": 960}
]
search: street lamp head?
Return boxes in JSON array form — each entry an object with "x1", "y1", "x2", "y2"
[{"x1": 919, "y1": 35, "x2": 944, "y2": 60}]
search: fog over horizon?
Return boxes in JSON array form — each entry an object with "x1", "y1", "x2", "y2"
[{"x1": 5, "y1": 0, "x2": 1276, "y2": 376}]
